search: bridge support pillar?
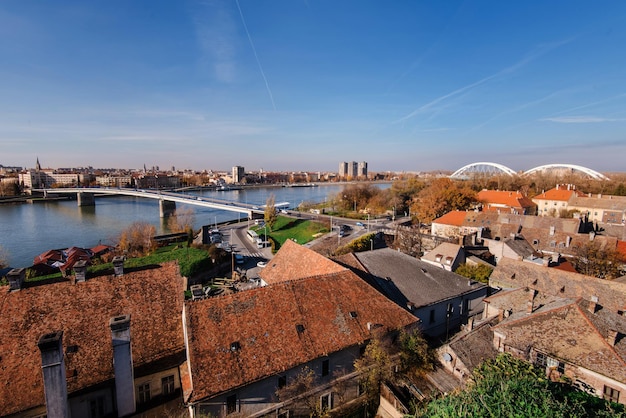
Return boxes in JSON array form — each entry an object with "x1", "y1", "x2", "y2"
[
  {"x1": 77, "y1": 192, "x2": 95, "y2": 207},
  {"x1": 159, "y1": 200, "x2": 176, "y2": 218}
]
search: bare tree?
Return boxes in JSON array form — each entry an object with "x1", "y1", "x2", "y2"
[
  {"x1": 117, "y1": 221, "x2": 156, "y2": 257},
  {"x1": 167, "y1": 206, "x2": 196, "y2": 237},
  {"x1": 573, "y1": 241, "x2": 625, "y2": 279},
  {"x1": 0, "y1": 245, "x2": 9, "y2": 269}
]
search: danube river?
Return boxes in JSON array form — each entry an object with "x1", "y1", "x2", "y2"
[{"x1": 0, "y1": 183, "x2": 389, "y2": 268}]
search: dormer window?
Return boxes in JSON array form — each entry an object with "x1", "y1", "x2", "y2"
[
  {"x1": 435, "y1": 254, "x2": 443, "y2": 262},
  {"x1": 349, "y1": 311, "x2": 358, "y2": 318},
  {"x1": 230, "y1": 341, "x2": 241, "y2": 351},
  {"x1": 296, "y1": 324, "x2": 305, "y2": 334}
]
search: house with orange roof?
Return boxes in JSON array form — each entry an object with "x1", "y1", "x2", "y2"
[
  {"x1": 477, "y1": 189, "x2": 536, "y2": 215},
  {"x1": 532, "y1": 184, "x2": 586, "y2": 217},
  {"x1": 430, "y1": 210, "x2": 474, "y2": 237},
  {"x1": 182, "y1": 240, "x2": 418, "y2": 417},
  {"x1": 0, "y1": 262, "x2": 186, "y2": 418}
]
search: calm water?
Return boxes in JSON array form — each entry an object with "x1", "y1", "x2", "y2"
[{"x1": 0, "y1": 184, "x2": 388, "y2": 268}]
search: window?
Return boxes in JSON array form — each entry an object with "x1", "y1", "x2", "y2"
[
  {"x1": 162, "y1": 375, "x2": 175, "y2": 395},
  {"x1": 429, "y1": 309, "x2": 435, "y2": 324},
  {"x1": 322, "y1": 359, "x2": 330, "y2": 377},
  {"x1": 226, "y1": 394, "x2": 238, "y2": 414},
  {"x1": 138, "y1": 383, "x2": 151, "y2": 404},
  {"x1": 535, "y1": 352, "x2": 547, "y2": 368},
  {"x1": 604, "y1": 385, "x2": 620, "y2": 403},
  {"x1": 320, "y1": 392, "x2": 333, "y2": 411}
]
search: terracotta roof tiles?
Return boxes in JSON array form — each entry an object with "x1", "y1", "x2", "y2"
[
  {"x1": 259, "y1": 239, "x2": 347, "y2": 284},
  {"x1": 185, "y1": 269, "x2": 417, "y2": 402},
  {"x1": 0, "y1": 262, "x2": 185, "y2": 416}
]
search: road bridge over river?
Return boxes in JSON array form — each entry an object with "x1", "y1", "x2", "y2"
[{"x1": 34, "y1": 187, "x2": 289, "y2": 218}]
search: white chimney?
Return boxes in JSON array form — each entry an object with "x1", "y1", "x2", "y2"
[
  {"x1": 110, "y1": 315, "x2": 135, "y2": 416},
  {"x1": 73, "y1": 260, "x2": 88, "y2": 283},
  {"x1": 112, "y1": 256, "x2": 125, "y2": 276},
  {"x1": 38, "y1": 331, "x2": 69, "y2": 418}
]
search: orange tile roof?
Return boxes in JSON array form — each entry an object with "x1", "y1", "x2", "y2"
[
  {"x1": 259, "y1": 239, "x2": 347, "y2": 284},
  {"x1": 533, "y1": 186, "x2": 585, "y2": 202},
  {"x1": 433, "y1": 210, "x2": 467, "y2": 227},
  {"x1": 0, "y1": 262, "x2": 185, "y2": 416},
  {"x1": 185, "y1": 270, "x2": 418, "y2": 402},
  {"x1": 477, "y1": 190, "x2": 535, "y2": 210},
  {"x1": 617, "y1": 240, "x2": 626, "y2": 258}
]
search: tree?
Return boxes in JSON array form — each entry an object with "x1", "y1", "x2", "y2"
[
  {"x1": 413, "y1": 178, "x2": 477, "y2": 223},
  {"x1": 415, "y1": 353, "x2": 625, "y2": 417},
  {"x1": 398, "y1": 329, "x2": 435, "y2": 375},
  {"x1": 167, "y1": 207, "x2": 195, "y2": 233},
  {"x1": 117, "y1": 221, "x2": 156, "y2": 257},
  {"x1": 275, "y1": 367, "x2": 329, "y2": 417},
  {"x1": 354, "y1": 337, "x2": 394, "y2": 412},
  {"x1": 264, "y1": 194, "x2": 278, "y2": 231},
  {"x1": 454, "y1": 263, "x2": 493, "y2": 284},
  {"x1": 0, "y1": 245, "x2": 9, "y2": 269},
  {"x1": 573, "y1": 241, "x2": 625, "y2": 279}
]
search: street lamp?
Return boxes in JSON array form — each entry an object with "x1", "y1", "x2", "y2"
[
  {"x1": 367, "y1": 213, "x2": 370, "y2": 231},
  {"x1": 392, "y1": 206, "x2": 396, "y2": 222},
  {"x1": 370, "y1": 238, "x2": 374, "y2": 251}
]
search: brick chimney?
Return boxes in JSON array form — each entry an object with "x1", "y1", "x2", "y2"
[
  {"x1": 588, "y1": 295, "x2": 599, "y2": 314},
  {"x1": 7, "y1": 268, "x2": 25, "y2": 291},
  {"x1": 112, "y1": 256, "x2": 125, "y2": 276},
  {"x1": 527, "y1": 289, "x2": 537, "y2": 314},
  {"x1": 73, "y1": 260, "x2": 88, "y2": 283},
  {"x1": 110, "y1": 315, "x2": 135, "y2": 416},
  {"x1": 38, "y1": 331, "x2": 69, "y2": 418},
  {"x1": 607, "y1": 330, "x2": 619, "y2": 347}
]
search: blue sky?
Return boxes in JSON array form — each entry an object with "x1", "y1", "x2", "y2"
[{"x1": 1, "y1": 1, "x2": 626, "y2": 173}]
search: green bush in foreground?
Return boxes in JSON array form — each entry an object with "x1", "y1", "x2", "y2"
[{"x1": 414, "y1": 353, "x2": 624, "y2": 418}]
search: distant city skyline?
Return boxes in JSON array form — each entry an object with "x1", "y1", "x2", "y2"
[{"x1": 1, "y1": 1, "x2": 626, "y2": 172}]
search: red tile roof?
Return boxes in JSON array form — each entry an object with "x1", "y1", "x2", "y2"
[
  {"x1": 433, "y1": 210, "x2": 467, "y2": 227},
  {"x1": 259, "y1": 239, "x2": 347, "y2": 284},
  {"x1": 533, "y1": 186, "x2": 585, "y2": 202},
  {"x1": 617, "y1": 240, "x2": 626, "y2": 258},
  {"x1": 477, "y1": 190, "x2": 535, "y2": 211},
  {"x1": 185, "y1": 270, "x2": 418, "y2": 402},
  {"x1": 0, "y1": 262, "x2": 185, "y2": 416}
]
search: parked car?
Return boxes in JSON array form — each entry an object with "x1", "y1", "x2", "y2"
[
  {"x1": 256, "y1": 261, "x2": 267, "y2": 268},
  {"x1": 356, "y1": 222, "x2": 364, "y2": 227},
  {"x1": 235, "y1": 254, "x2": 244, "y2": 264}
]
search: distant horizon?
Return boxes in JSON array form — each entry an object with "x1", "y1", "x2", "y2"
[
  {"x1": 2, "y1": 2, "x2": 626, "y2": 172},
  {"x1": 4, "y1": 158, "x2": 625, "y2": 177}
]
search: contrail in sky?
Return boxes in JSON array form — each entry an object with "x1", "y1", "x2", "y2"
[{"x1": 235, "y1": 0, "x2": 276, "y2": 110}]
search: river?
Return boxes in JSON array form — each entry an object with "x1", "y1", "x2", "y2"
[{"x1": 0, "y1": 183, "x2": 389, "y2": 268}]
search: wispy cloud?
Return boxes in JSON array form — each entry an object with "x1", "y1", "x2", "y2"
[
  {"x1": 468, "y1": 90, "x2": 564, "y2": 132},
  {"x1": 395, "y1": 38, "x2": 574, "y2": 124},
  {"x1": 192, "y1": 1, "x2": 238, "y2": 83},
  {"x1": 540, "y1": 116, "x2": 626, "y2": 123},
  {"x1": 235, "y1": 0, "x2": 276, "y2": 110}
]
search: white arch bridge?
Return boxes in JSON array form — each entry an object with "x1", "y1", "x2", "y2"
[
  {"x1": 450, "y1": 162, "x2": 609, "y2": 181},
  {"x1": 33, "y1": 188, "x2": 289, "y2": 218}
]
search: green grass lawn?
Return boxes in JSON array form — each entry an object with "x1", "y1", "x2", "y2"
[
  {"x1": 253, "y1": 215, "x2": 327, "y2": 248},
  {"x1": 17, "y1": 243, "x2": 211, "y2": 283}
]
